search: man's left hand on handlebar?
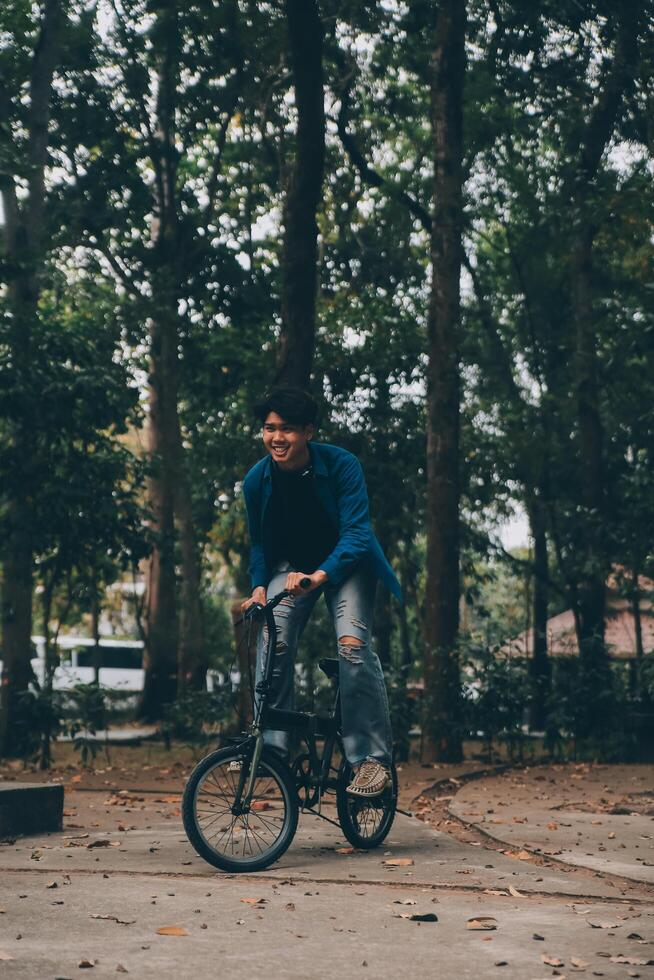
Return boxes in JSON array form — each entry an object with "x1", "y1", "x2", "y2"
[{"x1": 285, "y1": 569, "x2": 328, "y2": 596}]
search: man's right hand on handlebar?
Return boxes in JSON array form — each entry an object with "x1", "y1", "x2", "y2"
[{"x1": 241, "y1": 586, "x2": 267, "y2": 614}]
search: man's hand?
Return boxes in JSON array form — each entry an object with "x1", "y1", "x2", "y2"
[
  {"x1": 240, "y1": 586, "x2": 267, "y2": 614},
  {"x1": 285, "y1": 569, "x2": 328, "y2": 596}
]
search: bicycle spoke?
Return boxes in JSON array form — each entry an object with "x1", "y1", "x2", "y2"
[{"x1": 193, "y1": 755, "x2": 289, "y2": 863}]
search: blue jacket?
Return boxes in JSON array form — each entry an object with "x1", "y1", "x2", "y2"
[{"x1": 242, "y1": 442, "x2": 402, "y2": 601}]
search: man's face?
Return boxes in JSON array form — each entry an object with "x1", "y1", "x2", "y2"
[{"x1": 262, "y1": 411, "x2": 313, "y2": 470}]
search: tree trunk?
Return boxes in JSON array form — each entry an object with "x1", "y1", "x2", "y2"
[
  {"x1": 275, "y1": 0, "x2": 325, "y2": 388},
  {"x1": 631, "y1": 568, "x2": 644, "y2": 663},
  {"x1": 0, "y1": 511, "x2": 35, "y2": 757},
  {"x1": 568, "y1": 4, "x2": 639, "y2": 698},
  {"x1": 572, "y1": 223, "x2": 608, "y2": 677},
  {"x1": 139, "y1": 308, "x2": 180, "y2": 720},
  {"x1": 528, "y1": 499, "x2": 550, "y2": 731},
  {"x1": 91, "y1": 584, "x2": 101, "y2": 687},
  {"x1": 0, "y1": 0, "x2": 66, "y2": 758},
  {"x1": 139, "y1": 0, "x2": 205, "y2": 714},
  {"x1": 423, "y1": 0, "x2": 466, "y2": 764},
  {"x1": 175, "y1": 467, "x2": 206, "y2": 693}
]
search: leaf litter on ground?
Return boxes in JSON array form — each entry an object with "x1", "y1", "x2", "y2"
[{"x1": 467, "y1": 917, "x2": 498, "y2": 931}]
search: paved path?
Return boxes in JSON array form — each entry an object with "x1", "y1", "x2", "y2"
[
  {"x1": 1, "y1": 781, "x2": 653, "y2": 978},
  {"x1": 448, "y1": 764, "x2": 654, "y2": 885}
]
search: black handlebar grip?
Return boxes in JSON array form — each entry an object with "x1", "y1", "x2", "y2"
[{"x1": 299, "y1": 577, "x2": 311, "y2": 589}]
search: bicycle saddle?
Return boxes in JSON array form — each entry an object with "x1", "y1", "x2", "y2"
[{"x1": 318, "y1": 657, "x2": 339, "y2": 680}]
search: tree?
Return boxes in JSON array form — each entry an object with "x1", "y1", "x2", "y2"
[
  {"x1": 423, "y1": 0, "x2": 466, "y2": 762},
  {"x1": 275, "y1": 0, "x2": 326, "y2": 388},
  {"x1": 0, "y1": 0, "x2": 68, "y2": 755}
]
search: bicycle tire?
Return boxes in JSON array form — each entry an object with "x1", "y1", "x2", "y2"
[
  {"x1": 336, "y1": 760, "x2": 397, "y2": 850},
  {"x1": 182, "y1": 745, "x2": 299, "y2": 873}
]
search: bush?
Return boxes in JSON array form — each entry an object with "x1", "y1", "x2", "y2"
[
  {"x1": 160, "y1": 686, "x2": 234, "y2": 757},
  {"x1": 14, "y1": 680, "x2": 129, "y2": 769},
  {"x1": 464, "y1": 646, "x2": 532, "y2": 762}
]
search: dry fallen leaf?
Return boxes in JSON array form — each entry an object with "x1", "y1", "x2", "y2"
[
  {"x1": 541, "y1": 954, "x2": 564, "y2": 967},
  {"x1": 383, "y1": 858, "x2": 414, "y2": 867},
  {"x1": 483, "y1": 889, "x2": 509, "y2": 897},
  {"x1": 397, "y1": 912, "x2": 438, "y2": 922},
  {"x1": 587, "y1": 921, "x2": 619, "y2": 930},
  {"x1": 46, "y1": 881, "x2": 58, "y2": 889},
  {"x1": 335, "y1": 847, "x2": 356, "y2": 855},
  {"x1": 547, "y1": 822, "x2": 558, "y2": 831},
  {"x1": 240, "y1": 898, "x2": 265, "y2": 906},
  {"x1": 79, "y1": 958, "x2": 95, "y2": 968},
  {"x1": 393, "y1": 899, "x2": 417, "y2": 905},
  {"x1": 30, "y1": 849, "x2": 43, "y2": 861},
  {"x1": 570, "y1": 957, "x2": 589, "y2": 970},
  {"x1": 0, "y1": 950, "x2": 14, "y2": 961},
  {"x1": 507, "y1": 885, "x2": 525, "y2": 898},
  {"x1": 505, "y1": 849, "x2": 532, "y2": 860},
  {"x1": 283, "y1": 903, "x2": 296, "y2": 912},
  {"x1": 87, "y1": 839, "x2": 112, "y2": 850},
  {"x1": 467, "y1": 917, "x2": 497, "y2": 931},
  {"x1": 156, "y1": 925, "x2": 188, "y2": 936},
  {"x1": 251, "y1": 801, "x2": 270, "y2": 811},
  {"x1": 610, "y1": 956, "x2": 654, "y2": 966},
  {"x1": 116, "y1": 966, "x2": 128, "y2": 974}
]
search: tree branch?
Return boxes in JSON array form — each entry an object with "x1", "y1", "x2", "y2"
[{"x1": 335, "y1": 54, "x2": 432, "y2": 234}]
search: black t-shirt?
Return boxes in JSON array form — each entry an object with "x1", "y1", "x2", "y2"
[{"x1": 268, "y1": 463, "x2": 338, "y2": 574}]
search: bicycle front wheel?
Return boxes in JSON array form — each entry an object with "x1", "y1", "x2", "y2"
[{"x1": 182, "y1": 746, "x2": 298, "y2": 873}]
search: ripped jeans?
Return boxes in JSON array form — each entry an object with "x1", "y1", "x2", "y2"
[{"x1": 255, "y1": 561, "x2": 393, "y2": 767}]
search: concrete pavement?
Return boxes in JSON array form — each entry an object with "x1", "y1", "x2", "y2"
[
  {"x1": 448, "y1": 764, "x2": 654, "y2": 885},
  {"x1": 1, "y1": 777, "x2": 653, "y2": 979}
]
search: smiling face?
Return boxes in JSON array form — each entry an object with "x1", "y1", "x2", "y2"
[{"x1": 262, "y1": 411, "x2": 314, "y2": 471}]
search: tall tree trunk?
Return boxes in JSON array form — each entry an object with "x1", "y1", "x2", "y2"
[
  {"x1": 528, "y1": 499, "x2": 550, "y2": 730},
  {"x1": 568, "y1": 5, "x2": 639, "y2": 694},
  {"x1": 0, "y1": 0, "x2": 66, "y2": 757},
  {"x1": 139, "y1": 306, "x2": 180, "y2": 719},
  {"x1": 631, "y1": 568, "x2": 644, "y2": 663},
  {"x1": 175, "y1": 467, "x2": 206, "y2": 693},
  {"x1": 275, "y1": 0, "x2": 325, "y2": 388},
  {"x1": 423, "y1": 0, "x2": 466, "y2": 764},
  {"x1": 572, "y1": 223, "x2": 608, "y2": 676},
  {"x1": 138, "y1": 0, "x2": 206, "y2": 715},
  {"x1": 0, "y1": 511, "x2": 35, "y2": 756}
]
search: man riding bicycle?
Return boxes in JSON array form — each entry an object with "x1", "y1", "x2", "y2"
[{"x1": 241, "y1": 386, "x2": 401, "y2": 798}]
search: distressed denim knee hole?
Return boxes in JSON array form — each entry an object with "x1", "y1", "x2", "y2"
[{"x1": 338, "y1": 636, "x2": 364, "y2": 664}]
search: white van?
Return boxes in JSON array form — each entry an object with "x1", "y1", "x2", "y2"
[{"x1": 29, "y1": 635, "x2": 145, "y2": 691}]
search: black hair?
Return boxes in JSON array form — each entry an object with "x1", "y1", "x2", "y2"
[{"x1": 253, "y1": 386, "x2": 319, "y2": 427}]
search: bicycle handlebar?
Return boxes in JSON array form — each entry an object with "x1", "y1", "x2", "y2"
[{"x1": 235, "y1": 577, "x2": 313, "y2": 627}]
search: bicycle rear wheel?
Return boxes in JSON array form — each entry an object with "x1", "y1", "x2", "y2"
[
  {"x1": 336, "y1": 760, "x2": 397, "y2": 849},
  {"x1": 182, "y1": 745, "x2": 298, "y2": 873}
]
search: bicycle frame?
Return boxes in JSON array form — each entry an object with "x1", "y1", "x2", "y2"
[{"x1": 239, "y1": 592, "x2": 343, "y2": 809}]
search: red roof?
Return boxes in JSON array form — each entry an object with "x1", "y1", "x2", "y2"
[{"x1": 502, "y1": 571, "x2": 654, "y2": 660}]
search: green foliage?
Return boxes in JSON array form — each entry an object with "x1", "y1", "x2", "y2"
[
  {"x1": 160, "y1": 688, "x2": 234, "y2": 757},
  {"x1": 13, "y1": 682, "x2": 129, "y2": 770},
  {"x1": 464, "y1": 647, "x2": 531, "y2": 762},
  {"x1": 2, "y1": 0, "x2": 654, "y2": 749}
]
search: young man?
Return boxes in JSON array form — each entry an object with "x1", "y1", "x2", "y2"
[{"x1": 241, "y1": 386, "x2": 401, "y2": 797}]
